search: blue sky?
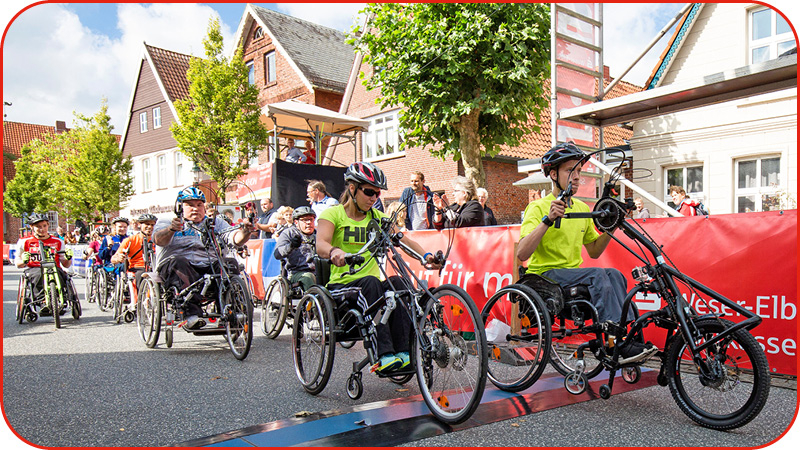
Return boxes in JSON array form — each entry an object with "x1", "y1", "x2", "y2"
[{"x1": 1, "y1": 2, "x2": 798, "y2": 134}]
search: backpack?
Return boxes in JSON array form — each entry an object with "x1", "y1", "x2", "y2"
[{"x1": 694, "y1": 202, "x2": 710, "y2": 216}]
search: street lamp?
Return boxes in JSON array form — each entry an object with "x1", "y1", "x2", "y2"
[{"x1": 191, "y1": 161, "x2": 202, "y2": 187}]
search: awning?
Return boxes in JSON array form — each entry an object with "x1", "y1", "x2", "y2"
[
  {"x1": 260, "y1": 99, "x2": 370, "y2": 139},
  {"x1": 513, "y1": 172, "x2": 551, "y2": 189}
]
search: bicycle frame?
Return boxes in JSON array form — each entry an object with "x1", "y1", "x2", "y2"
[{"x1": 37, "y1": 240, "x2": 66, "y2": 309}]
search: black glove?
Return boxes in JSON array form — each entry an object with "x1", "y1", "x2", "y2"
[{"x1": 289, "y1": 233, "x2": 303, "y2": 249}]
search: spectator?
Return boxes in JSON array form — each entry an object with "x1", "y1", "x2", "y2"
[
  {"x1": 255, "y1": 198, "x2": 277, "y2": 239},
  {"x1": 64, "y1": 230, "x2": 78, "y2": 245},
  {"x1": 432, "y1": 176, "x2": 485, "y2": 229},
  {"x1": 285, "y1": 138, "x2": 307, "y2": 163},
  {"x1": 205, "y1": 202, "x2": 218, "y2": 220},
  {"x1": 302, "y1": 140, "x2": 317, "y2": 165},
  {"x1": 307, "y1": 180, "x2": 338, "y2": 218},
  {"x1": 129, "y1": 218, "x2": 141, "y2": 236},
  {"x1": 55, "y1": 226, "x2": 65, "y2": 240},
  {"x1": 222, "y1": 209, "x2": 235, "y2": 224},
  {"x1": 83, "y1": 230, "x2": 103, "y2": 266},
  {"x1": 385, "y1": 201, "x2": 408, "y2": 232},
  {"x1": 476, "y1": 187, "x2": 498, "y2": 226},
  {"x1": 242, "y1": 202, "x2": 260, "y2": 239},
  {"x1": 400, "y1": 171, "x2": 435, "y2": 230},
  {"x1": 269, "y1": 206, "x2": 295, "y2": 238},
  {"x1": 669, "y1": 186, "x2": 700, "y2": 217},
  {"x1": 634, "y1": 197, "x2": 651, "y2": 219}
]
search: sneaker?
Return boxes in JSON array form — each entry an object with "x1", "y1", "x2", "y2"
[
  {"x1": 618, "y1": 341, "x2": 658, "y2": 365},
  {"x1": 184, "y1": 315, "x2": 206, "y2": 330},
  {"x1": 376, "y1": 354, "x2": 402, "y2": 373},
  {"x1": 396, "y1": 352, "x2": 410, "y2": 369}
]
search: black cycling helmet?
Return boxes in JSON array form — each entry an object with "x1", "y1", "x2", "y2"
[
  {"x1": 292, "y1": 206, "x2": 316, "y2": 220},
  {"x1": 27, "y1": 212, "x2": 49, "y2": 225},
  {"x1": 137, "y1": 213, "x2": 158, "y2": 223},
  {"x1": 176, "y1": 186, "x2": 206, "y2": 203},
  {"x1": 344, "y1": 162, "x2": 388, "y2": 190},
  {"x1": 111, "y1": 216, "x2": 130, "y2": 225},
  {"x1": 541, "y1": 142, "x2": 586, "y2": 175}
]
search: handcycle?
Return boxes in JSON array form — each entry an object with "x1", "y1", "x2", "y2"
[
  {"x1": 94, "y1": 263, "x2": 118, "y2": 313},
  {"x1": 291, "y1": 214, "x2": 489, "y2": 424},
  {"x1": 261, "y1": 260, "x2": 306, "y2": 338},
  {"x1": 136, "y1": 202, "x2": 254, "y2": 360},
  {"x1": 16, "y1": 243, "x2": 82, "y2": 329},
  {"x1": 482, "y1": 147, "x2": 771, "y2": 430}
]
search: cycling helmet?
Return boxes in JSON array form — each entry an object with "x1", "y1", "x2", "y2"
[
  {"x1": 541, "y1": 142, "x2": 586, "y2": 175},
  {"x1": 344, "y1": 162, "x2": 388, "y2": 190},
  {"x1": 111, "y1": 216, "x2": 130, "y2": 225},
  {"x1": 292, "y1": 206, "x2": 316, "y2": 220},
  {"x1": 176, "y1": 186, "x2": 206, "y2": 203},
  {"x1": 137, "y1": 213, "x2": 158, "y2": 224},
  {"x1": 27, "y1": 212, "x2": 49, "y2": 225}
]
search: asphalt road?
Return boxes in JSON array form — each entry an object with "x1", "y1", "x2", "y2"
[{"x1": 2, "y1": 265, "x2": 797, "y2": 447}]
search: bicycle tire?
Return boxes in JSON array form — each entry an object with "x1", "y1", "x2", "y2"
[
  {"x1": 137, "y1": 278, "x2": 161, "y2": 348},
  {"x1": 262, "y1": 278, "x2": 289, "y2": 338},
  {"x1": 68, "y1": 278, "x2": 81, "y2": 320},
  {"x1": 481, "y1": 284, "x2": 552, "y2": 392},
  {"x1": 414, "y1": 284, "x2": 488, "y2": 424},
  {"x1": 113, "y1": 274, "x2": 125, "y2": 324},
  {"x1": 97, "y1": 270, "x2": 111, "y2": 312},
  {"x1": 49, "y1": 280, "x2": 61, "y2": 329},
  {"x1": 292, "y1": 286, "x2": 336, "y2": 395},
  {"x1": 16, "y1": 277, "x2": 27, "y2": 324},
  {"x1": 666, "y1": 318, "x2": 771, "y2": 430},
  {"x1": 225, "y1": 275, "x2": 254, "y2": 360}
]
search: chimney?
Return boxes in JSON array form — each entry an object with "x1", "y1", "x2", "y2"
[
  {"x1": 603, "y1": 65, "x2": 610, "y2": 81},
  {"x1": 55, "y1": 121, "x2": 67, "y2": 133}
]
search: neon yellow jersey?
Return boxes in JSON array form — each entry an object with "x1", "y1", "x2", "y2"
[
  {"x1": 318, "y1": 205, "x2": 387, "y2": 285},
  {"x1": 519, "y1": 193, "x2": 601, "y2": 275}
]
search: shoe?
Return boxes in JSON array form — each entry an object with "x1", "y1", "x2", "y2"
[
  {"x1": 618, "y1": 341, "x2": 658, "y2": 365},
  {"x1": 396, "y1": 351, "x2": 410, "y2": 369},
  {"x1": 376, "y1": 354, "x2": 402, "y2": 373},
  {"x1": 184, "y1": 315, "x2": 206, "y2": 330}
]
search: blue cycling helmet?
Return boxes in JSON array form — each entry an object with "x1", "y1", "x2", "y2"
[
  {"x1": 176, "y1": 187, "x2": 206, "y2": 203},
  {"x1": 27, "y1": 212, "x2": 49, "y2": 225}
]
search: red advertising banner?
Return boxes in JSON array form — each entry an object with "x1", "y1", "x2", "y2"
[{"x1": 237, "y1": 163, "x2": 272, "y2": 200}]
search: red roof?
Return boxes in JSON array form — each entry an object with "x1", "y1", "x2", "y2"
[
  {"x1": 145, "y1": 44, "x2": 192, "y2": 103},
  {"x1": 3, "y1": 121, "x2": 61, "y2": 183}
]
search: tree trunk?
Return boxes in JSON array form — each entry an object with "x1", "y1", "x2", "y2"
[{"x1": 455, "y1": 108, "x2": 486, "y2": 189}]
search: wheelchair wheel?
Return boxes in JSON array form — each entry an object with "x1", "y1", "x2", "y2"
[
  {"x1": 262, "y1": 278, "x2": 289, "y2": 338},
  {"x1": 49, "y1": 280, "x2": 61, "y2": 329},
  {"x1": 16, "y1": 277, "x2": 27, "y2": 324},
  {"x1": 481, "y1": 284, "x2": 552, "y2": 392},
  {"x1": 113, "y1": 274, "x2": 126, "y2": 324},
  {"x1": 550, "y1": 300, "x2": 604, "y2": 379},
  {"x1": 97, "y1": 270, "x2": 112, "y2": 312},
  {"x1": 224, "y1": 275, "x2": 253, "y2": 360},
  {"x1": 137, "y1": 278, "x2": 161, "y2": 348},
  {"x1": 68, "y1": 278, "x2": 81, "y2": 320},
  {"x1": 414, "y1": 284, "x2": 488, "y2": 424},
  {"x1": 292, "y1": 286, "x2": 336, "y2": 395}
]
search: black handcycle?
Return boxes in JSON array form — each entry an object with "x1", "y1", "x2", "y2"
[
  {"x1": 482, "y1": 147, "x2": 770, "y2": 430},
  {"x1": 291, "y1": 215, "x2": 489, "y2": 424},
  {"x1": 136, "y1": 203, "x2": 254, "y2": 360}
]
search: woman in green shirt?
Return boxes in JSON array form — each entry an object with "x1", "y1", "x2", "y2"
[{"x1": 317, "y1": 162, "x2": 439, "y2": 373}]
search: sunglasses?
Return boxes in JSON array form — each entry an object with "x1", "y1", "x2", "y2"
[{"x1": 358, "y1": 186, "x2": 381, "y2": 198}]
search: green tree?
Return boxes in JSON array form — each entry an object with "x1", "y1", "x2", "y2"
[
  {"x1": 171, "y1": 18, "x2": 269, "y2": 201},
  {"x1": 350, "y1": 3, "x2": 551, "y2": 187},
  {"x1": 3, "y1": 142, "x2": 56, "y2": 219}
]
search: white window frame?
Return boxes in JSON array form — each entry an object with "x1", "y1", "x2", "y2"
[
  {"x1": 246, "y1": 60, "x2": 255, "y2": 85},
  {"x1": 664, "y1": 164, "x2": 705, "y2": 206},
  {"x1": 734, "y1": 155, "x2": 782, "y2": 213},
  {"x1": 142, "y1": 158, "x2": 152, "y2": 192},
  {"x1": 157, "y1": 154, "x2": 168, "y2": 189},
  {"x1": 265, "y1": 51, "x2": 276, "y2": 84},
  {"x1": 749, "y1": 6, "x2": 794, "y2": 64},
  {"x1": 363, "y1": 110, "x2": 403, "y2": 161},
  {"x1": 139, "y1": 112, "x2": 148, "y2": 133},
  {"x1": 153, "y1": 107, "x2": 162, "y2": 129},
  {"x1": 174, "y1": 151, "x2": 185, "y2": 187}
]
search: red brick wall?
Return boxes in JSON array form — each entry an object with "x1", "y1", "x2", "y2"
[{"x1": 484, "y1": 160, "x2": 530, "y2": 224}]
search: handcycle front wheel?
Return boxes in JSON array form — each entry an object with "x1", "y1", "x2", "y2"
[
  {"x1": 224, "y1": 275, "x2": 254, "y2": 360},
  {"x1": 49, "y1": 280, "x2": 61, "y2": 329},
  {"x1": 292, "y1": 286, "x2": 336, "y2": 395},
  {"x1": 414, "y1": 284, "x2": 488, "y2": 424},
  {"x1": 481, "y1": 284, "x2": 552, "y2": 392},
  {"x1": 666, "y1": 318, "x2": 771, "y2": 430},
  {"x1": 136, "y1": 278, "x2": 162, "y2": 348},
  {"x1": 262, "y1": 278, "x2": 289, "y2": 338}
]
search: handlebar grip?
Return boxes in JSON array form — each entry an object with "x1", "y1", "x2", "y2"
[{"x1": 553, "y1": 217, "x2": 562, "y2": 229}]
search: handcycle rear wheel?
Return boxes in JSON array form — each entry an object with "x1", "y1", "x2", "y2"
[
  {"x1": 49, "y1": 280, "x2": 61, "y2": 329},
  {"x1": 292, "y1": 286, "x2": 336, "y2": 395},
  {"x1": 262, "y1": 278, "x2": 289, "y2": 338},
  {"x1": 481, "y1": 284, "x2": 551, "y2": 392},
  {"x1": 136, "y1": 278, "x2": 162, "y2": 348},
  {"x1": 225, "y1": 275, "x2": 254, "y2": 360},
  {"x1": 68, "y1": 278, "x2": 81, "y2": 320},
  {"x1": 549, "y1": 300, "x2": 604, "y2": 379},
  {"x1": 97, "y1": 270, "x2": 113, "y2": 312},
  {"x1": 16, "y1": 277, "x2": 27, "y2": 324},
  {"x1": 666, "y1": 318, "x2": 770, "y2": 430},
  {"x1": 414, "y1": 284, "x2": 488, "y2": 424},
  {"x1": 113, "y1": 274, "x2": 127, "y2": 324}
]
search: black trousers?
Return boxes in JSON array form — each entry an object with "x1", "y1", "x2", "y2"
[
  {"x1": 157, "y1": 256, "x2": 239, "y2": 317},
  {"x1": 327, "y1": 275, "x2": 411, "y2": 357},
  {"x1": 24, "y1": 266, "x2": 72, "y2": 304}
]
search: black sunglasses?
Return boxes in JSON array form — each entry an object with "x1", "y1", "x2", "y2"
[{"x1": 358, "y1": 186, "x2": 381, "y2": 198}]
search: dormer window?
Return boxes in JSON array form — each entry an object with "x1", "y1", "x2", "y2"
[{"x1": 254, "y1": 27, "x2": 264, "y2": 40}]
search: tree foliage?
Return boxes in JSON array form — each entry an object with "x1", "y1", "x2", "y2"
[
  {"x1": 350, "y1": 3, "x2": 551, "y2": 187},
  {"x1": 3, "y1": 99, "x2": 133, "y2": 223},
  {"x1": 171, "y1": 18, "x2": 269, "y2": 201}
]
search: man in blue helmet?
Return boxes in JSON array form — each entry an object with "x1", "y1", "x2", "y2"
[{"x1": 152, "y1": 187, "x2": 254, "y2": 329}]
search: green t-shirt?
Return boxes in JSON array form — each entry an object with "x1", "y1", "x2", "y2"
[
  {"x1": 519, "y1": 193, "x2": 601, "y2": 275},
  {"x1": 318, "y1": 205, "x2": 387, "y2": 285}
]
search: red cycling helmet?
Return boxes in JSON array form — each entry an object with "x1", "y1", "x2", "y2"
[{"x1": 344, "y1": 162, "x2": 387, "y2": 190}]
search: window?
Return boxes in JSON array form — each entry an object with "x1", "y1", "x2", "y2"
[
  {"x1": 265, "y1": 51, "x2": 276, "y2": 84},
  {"x1": 254, "y1": 26, "x2": 264, "y2": 40},
  {"x1": 153, "y1": 107, "x2": 161, "y2": 129},
  {"x1": 157, "y1": 154, "x2": 167, "y2": 189},
  {"x1": 665, "y1": 165, "x2": 704, "y2": 207},
  {"x1": 735, "y1": 156, "x2": 781, "y2": 212},
  {"x1": 749, "y1": 7, "x2": 794, "y2": 63},
  {"x1": 139, "y1": 112, "x2": 148, "y2": 133},
  {"x1": 175, "y1": 152, "x2": 185, "y2": 187},
  {"x1": 363, "y1": 110, "x2": 402, "y2": 160},
  {"x1": 142, "y1": 158, "x2": 152, "y2": 191},
  {"x1": 246, "y1": 60, "x2": 255, "y2": 85}
]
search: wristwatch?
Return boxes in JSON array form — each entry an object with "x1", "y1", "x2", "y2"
[{"x1": 541, "y1": 215, "x2": 554, "y2": 227}]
